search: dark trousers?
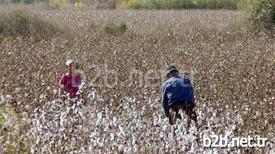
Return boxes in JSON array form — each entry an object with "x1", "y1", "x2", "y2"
[{"x1": 168, "y1": 102, "x2": 198, "y2": 130}]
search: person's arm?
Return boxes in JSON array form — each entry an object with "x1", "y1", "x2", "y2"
[
  {"x1": 161, "y1": 83, "x2": 169, "y2": 117},
  {"x1": 75, "y1": 75, "x2": 82, "y2": 96},
  {"x1": 58, "y1": 87, "x2": 63, "y2": 97},
  {"x1": 189, "y1": 79, "x2": 195, "y2": 104},
  {"x1": 76, "y1": 75, "x2": 81, "y2": 86},
  {"x1": 58, "y1": 74, "x2": 66, "y2": 97}
]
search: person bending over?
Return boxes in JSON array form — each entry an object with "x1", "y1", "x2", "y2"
[{"x1": 161, "y1": 65, "x2": 198, "y2": 130}]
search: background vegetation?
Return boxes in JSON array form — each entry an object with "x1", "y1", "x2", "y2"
[
  {"x1": 120, "y1": 0, "x2": 239, "y2": 10},
  {"x1": 0, "y1": 10, "x2": 65, "y2": 39},
  {"x1": 248, "y1": 0, "x2": 275, "y2": 30},
  {"x1": 101, "y1": 20, "x2": 127, "y2": 34},
  {"x1": 0, "y1": 0, "x2": 274, "y2": 30}
]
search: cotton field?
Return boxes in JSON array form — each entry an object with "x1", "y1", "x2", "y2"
[{"x1": 0, "y1": 6, "x2": 274, "y2": 153}]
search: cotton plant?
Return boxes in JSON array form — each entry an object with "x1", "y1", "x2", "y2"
[{"x1": 1, "y1": 87, "x2": 273, "y2": 153}]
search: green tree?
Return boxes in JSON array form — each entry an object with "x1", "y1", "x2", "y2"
[
  {"x1": 23, "y1": 0, "x2": 35, "y2": 4},
  {"x1": 249, "y1": 0, "x2": 275, "y2": 29},
  {"x1": 11, "y1": 0, "x2": 21, "y2": 3}
]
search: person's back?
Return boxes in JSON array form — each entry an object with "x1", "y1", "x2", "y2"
[{"x1": 162, "y1": 76, "x2": 194, "y2": 109}]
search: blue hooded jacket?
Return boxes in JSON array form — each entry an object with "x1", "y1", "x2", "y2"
[{"x1": 161, "y1": 76, "x2": 195, "y2": 113}]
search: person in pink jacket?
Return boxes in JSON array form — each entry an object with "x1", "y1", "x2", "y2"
[{"x1": 59, "y1": 60, "x2": 81, "y2": 99}]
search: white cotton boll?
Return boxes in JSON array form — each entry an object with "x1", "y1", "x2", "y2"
[
  {"x1": 97, "y1": 112, "x2": 102, "y2": 120},
  {"x1": 35, "y1": 119, "x2": 41, "y2": 127},
  {"x1": 118, "y1": 144, "x2": 124, "y2": 152},
  {"x1": 235, "y1": 113, "x2": 243, "y2": 125},
  {"x1": 158, "y1": 115, "x2": 163, "y2": 124},
  {"x1": 163, "y1": 124, "x2": 168, "y2": 132},
  {"x1": 35, "y1": 138, "x2": 40, "y2": 145},
  {"x1": 153, "y1": 117, "x2": 158, "y2": 126},
  {"x1": 142, "y1": 106, "x2": 146, "y2": 111},
  {"x1": 79, "y1": 111, "x2": 84, "y2": 119},
  {"x1": 98, "y1": 142, "x2": 104, "y2": 148},
  {"x1": 25, "y1": 104, "x2": 31, "y2": 110},
  {"x1": 189, "y1": 125, "x2": 197, "y2": 135},
  {"x1": 71, "y1": 103, "x2": 77, "y2": 110},
  {"x1": 89, "y1": 132, "x2": 97, "y2": 140},
  {"x1": 39, "y1": 94, "x2": 46, "y2": 100},
  {"x1": 60, "y1": 112, "x2": 67, "y2": 127},
  {"x1": 41, "y1": 112, "x2": 46, "y2": 122},
  {"x1": 231, "y1": 124, "x2": 236, "y2": 131},
  {"x1": 125, "y1": 147, "x2": 132, "y2": 153},
  {"x1": 117, "y1": 132, "x2": 124, "y2": 140},
  {"x1": 110, "y1": 133, "x2": 115, "y2": 141},
  {"x1": 74, "y1": 108, "x2": 79, "y2": 114},
  {"x1": 6, "y1": 95, "x2": 12, "y2": 100},
  {"x1": 119, "y1": 126, "x2": 125, "y2": 136},
  {"x1": 76, "y1": 100, "x2": 82, "y2": 107},
  {"x1": 212, "y1": 111, "x2": 217, "y2": 117},
  {"x1": 210, "y1": 148, "x2": 219, "y2": 154},
  {"x1": 209, "y1": 117, "x2": 216, "y2": 127},
  {"x1": 53, "y1": 89, "x2": 58, "y2": 95},
  {"x1": 30, "y1": 145, "x2": 36, "y2": 153},
  {"x1": 133, "y1": 145, "x2": 138, "y2": 153},
  {"x1": 208, "y1": 106, "x2": 213, "y2": 113},
  {"x1": 65, "y1": 107, "x2": 71, "y2": 114},
  {"x1": 168, "y1": 132, "x2": 174, "y2": 140},
  {"x1": 96, "y1": 118, "x2": 101, "y2": 126},
  {"x1": 0, "y1": 95, "x2": 4, "y2": 105},
  {"x1": 27, "y1": 127, "x2": 35, "y2": 136},
  {"x1": 160, "y1": 131, "x2": 164, "y2": 139},
  {"x1": 21, "y1": 112, "x2": 29, "y2": 122},
  {"x1": 163, "y1": 117, "x2": 169, "y2": 125},
  {"x1": 198, "y1": 110, "x2": 205, "y2": 119},
  {"x1": 131, "y1": 134, "x2": 136, "y2": 145},
  {"x1": 31, "y1": 119, "x2": 37, "y2": 127},
  {"x1": 78, "y1": 81, "x2": 85, "y2": 90},
  {"x1": 103, "y1": 118, "x2": 108, "y2": 126}
]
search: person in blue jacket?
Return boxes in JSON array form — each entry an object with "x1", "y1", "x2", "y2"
[{"x1": 161, "y1": 65, "x2": 198, "y2": 128}]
